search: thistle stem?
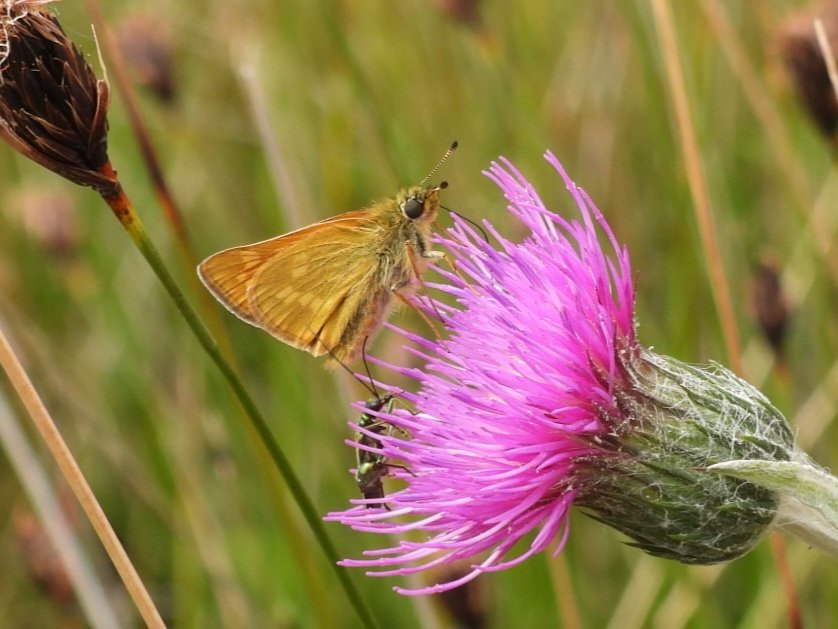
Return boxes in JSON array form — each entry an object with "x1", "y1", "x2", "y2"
[
  {"x1": 709, "y1": 458, "x2": 838, "y2": 556},
  {"x1": 99, "y1": 170, "x2": 378, "y2": 629}
]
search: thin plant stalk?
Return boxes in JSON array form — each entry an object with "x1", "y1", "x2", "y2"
[
  {"x1": 237, "y1": 60, "x2": 312, "y2": 231},
  {"x1": 650, "y1": 0, "x2": 742, "y2": 374},
  {"x1": 768, "y1": 534, "x2": 802, "y2": 629},
  {"x1": 814, "y1": 19, "x2": 838, "y2": 109},
  {"x1": 814, "y1": 16, "x2": 838, "y2": 187},
  {"x1": 81, "y1": 0, "x2": 235, "y2": 355},
  {"x1": 96, "y1": 162, "x2": 378, "y2": 629},
  {"x1": 700, "y1": 0, "x2": 838, "y2": 294},
  {"x1": 0, "y1": 322, "x2": 166, "y2": 629},
  {"x1": 547, "y1": 553, "x2": 582, "y2": 629},
  {"x1": 81, "y1": 0, "x2": 188, "y2": 258},
  {"x1": 0, "y1": 3, "x2": 371, "y2": 622},
  {"x1": 81, "y1": 4, "x2": 332, "y2": 615},
  {"x1": 173, "y1": 425, "x2": 253, "y2": 628},
  {"x1": 0, "y1": 389, "x2": 122, "y2": 629},
  {"x1": 605, "y1": 557, "x2": 664, "y2": 629}
]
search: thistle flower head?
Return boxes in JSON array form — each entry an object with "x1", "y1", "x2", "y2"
[
  {"x1": 327, "y1": 152, "x2": 797, "y2": 595},
  {"x1": 0, "y1": 1, "x2": 118, "y2": 196}
]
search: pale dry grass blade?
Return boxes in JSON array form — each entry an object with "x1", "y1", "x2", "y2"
[
  {"x1": 814, "y1": 18, "x2": 838, "y2": 101},
  {"x1": 604, "y1": 555, "x2": 665, "y2": 629},
  {"x1": 0, "y1": 392, "x2": 122, "y2": 629},
  {"x1": 0, "y1": 322, "x2": 166, "y2": 629},
  {"x1": 237, "y1": 60, "x2": 313, "y2": 231},
  {"x1": 651, "y1": 0, "x2": 743, "y2": 374},
  {"x1": 547, "y1": 552, "x2": 582, "y2": 629}
]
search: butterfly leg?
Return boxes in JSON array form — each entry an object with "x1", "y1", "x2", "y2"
[
  {"x1": 394, "y1": 291, "x2": 443, "y2": 340},
  {"x1": 383, "y1": 245, "x2": 443, "y2": 340},
  {"x1": 405, "y1": 244, "x2": 447, "y2": 324},
  {"x1": 447, "y1": 254, "x2": 481, "y2": 297},
  {"x1": 429, "y1": 228, "x2": 482, "y2": 297}
]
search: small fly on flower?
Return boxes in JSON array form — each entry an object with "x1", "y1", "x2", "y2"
[
  {"x1": 354, "y1": 391, "x2": 398, "y2": 508},
  {"x1": 197, "y1": 142, "x2": 457, "y2": 365},
  {"x1": 345, "y1": 340, "x2": 407, "y2": 509}
]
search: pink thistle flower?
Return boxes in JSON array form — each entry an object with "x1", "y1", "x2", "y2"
[{"x1": 326, "y1": 152, "x2": 796, "y2": 595}]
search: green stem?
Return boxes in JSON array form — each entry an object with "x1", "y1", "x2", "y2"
[
  {"x1": 709, "y1": 458, "x2": 838, "y2": 557},
  {"x1": 104, "y1": 186, "x2": 378, "y2": 629}
]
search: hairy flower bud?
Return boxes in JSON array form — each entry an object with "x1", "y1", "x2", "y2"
[{"x1": 576, "y1": 349, "x2": 794, "y2": 564}]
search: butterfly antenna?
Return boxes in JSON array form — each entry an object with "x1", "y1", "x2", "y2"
[
  {"x1": 419, "y1": 140, "x2": 458, "y2": 186},
  {"x1": 439, "y1": 204, "x2": 490, "y2": 243}
]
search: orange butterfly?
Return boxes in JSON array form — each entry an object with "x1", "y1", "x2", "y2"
[{"x1": 198, "y1": 147, "x2": 455, "y2": 364}]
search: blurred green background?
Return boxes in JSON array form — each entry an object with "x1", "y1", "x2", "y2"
[{"x1": 1, "y1": 0, "x2": 837, "y2": 627}]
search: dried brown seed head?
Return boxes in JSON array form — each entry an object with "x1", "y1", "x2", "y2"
[
  {"x1": 779, "y1": 4, "x2": 838, "y2": 143},
  {"x1": 752, "y1": 257, "x2": 789, "y2": 356},
  {"x1": 434, "y1": 0, "x2": 483, "y2": 27},
  {"x1": 0, "y1": 1, "x2": 119, "y2": 196},
  {"x1": 118, "y1": 12, "x2": 176, "y2": 103},
  {"x1": 434, "y1": 562, "x2": 489, "y2": 629}
]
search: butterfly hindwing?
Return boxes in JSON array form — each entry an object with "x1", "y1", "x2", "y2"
[{"x1": 197, "y1": 237, "x2": 284, "y2": 324}]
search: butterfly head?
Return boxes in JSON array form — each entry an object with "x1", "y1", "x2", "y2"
[{"x1": 398, "y1": 182, "x2": 447, "y2": 226}]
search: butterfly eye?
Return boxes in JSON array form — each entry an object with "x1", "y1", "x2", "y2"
[{"x1": 402, "y1": 197, "x2": 424, "y2": 220}]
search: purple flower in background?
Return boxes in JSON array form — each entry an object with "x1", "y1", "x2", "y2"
[{"x1": 327, "y1": 152, "x2": 795, "y2": 595}]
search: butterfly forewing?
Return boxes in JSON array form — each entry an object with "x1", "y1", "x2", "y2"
[
  {"x1": 248, "y1": 230, "x2": 385, "y2": 358},
  {"x1": 200, "y1": 210, "x2": 398, "y2": 361}
]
